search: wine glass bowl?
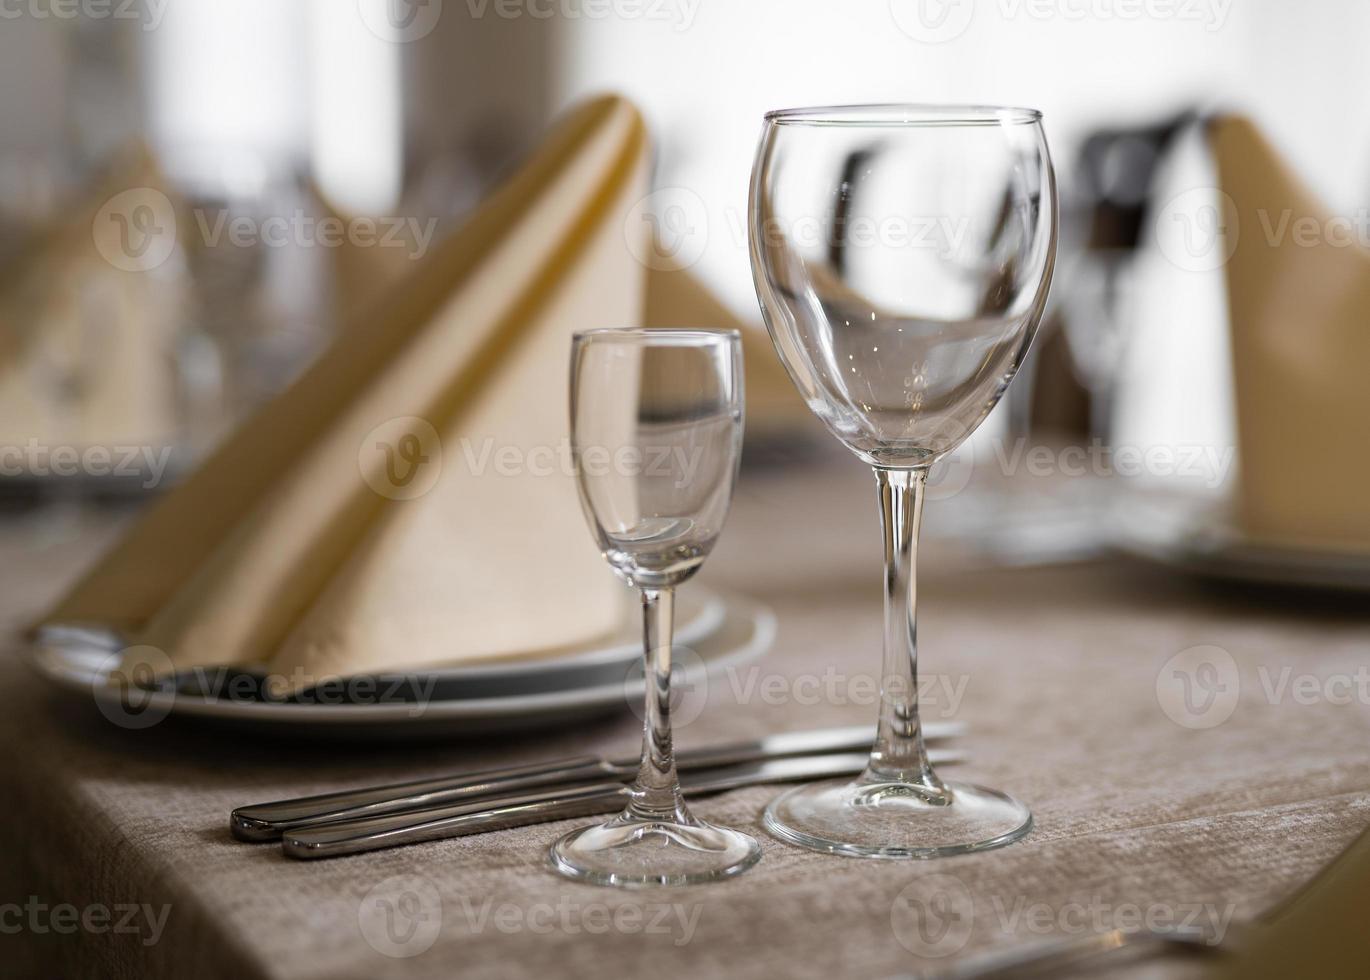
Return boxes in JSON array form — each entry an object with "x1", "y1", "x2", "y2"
[
  {"x1": 749, "y1": 104, "x2": 1057, "y2": 858},
  {"x1": 751, "y1": 104, "x2": 1055, "y2": 468}
]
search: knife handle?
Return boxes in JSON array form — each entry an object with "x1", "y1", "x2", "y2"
[
  {"x1": 282, "y1": 782, "x2": 630, "y2": 859},
  {"x1": 231, "y1": 756, "x2": 616, "y2": 842}
]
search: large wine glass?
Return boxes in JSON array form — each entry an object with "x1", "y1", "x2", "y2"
[
  {"x1": 749, "y1": 104, "x2": 1057, "y2": 857},
  {"x1": 550, "y1": 328, "x2": 761, "y2": 886}
]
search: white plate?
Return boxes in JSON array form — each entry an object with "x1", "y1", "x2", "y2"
[
  {"x1": 1114, "y1": 492, "x2": 1370, "y2": 592},
  {"x1": 28, "y1": 591, "x2": 774, "y2": 738}
]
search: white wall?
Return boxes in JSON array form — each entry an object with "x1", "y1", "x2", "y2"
[{"x1": 551, "y1": 0, "x2": 1370, "y2": 315}]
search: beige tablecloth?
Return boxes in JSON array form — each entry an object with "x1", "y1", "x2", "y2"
[{"x1": 2, "y1": 458, "x2": 1368, "y2": 979}]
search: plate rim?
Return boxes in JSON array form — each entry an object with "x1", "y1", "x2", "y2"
[{"x1": 29, "y1": 592, "x2": 776, "y2": 725}]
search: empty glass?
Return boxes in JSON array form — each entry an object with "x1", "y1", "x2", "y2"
[
  {"x1": 550, "y1": 328, "x2": 760, "y2": 886},
  {"x1": 749, "y1": 105, "x2": 1057, "y2": 857}
]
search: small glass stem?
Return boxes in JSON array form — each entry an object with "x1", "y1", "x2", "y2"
[
  {"x1": 629, "y1": 587, "x2": 691, "y2": 822},
  {"x1": 866, "y1": 467, "x2": 946, "y2": 793}
]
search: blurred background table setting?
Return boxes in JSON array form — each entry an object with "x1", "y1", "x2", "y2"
[{"x1": 3, "y1": 2, "x2": 1370, "y2": 978}]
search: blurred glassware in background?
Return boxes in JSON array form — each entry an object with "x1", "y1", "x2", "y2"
[
  {"x1": 1063, "y1": 111, "x2": 1197, "y2": 448},
  {"x1": 3, "y1": 0, "x2": 1368, "y2": 595}
]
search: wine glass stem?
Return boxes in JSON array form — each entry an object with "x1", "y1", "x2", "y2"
[
  {"x1": 629, "y1": 587, "x2": 691, "y2": 822},
  {"x1": 867, "y1": 467, "x2": 946, "y2": 792}
]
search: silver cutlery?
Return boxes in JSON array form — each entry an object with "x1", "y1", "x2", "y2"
[
  {"x1": 282, "y1": 748, "x2": 963, "y2": 859},
  {"x1": 231, "y1": 722, "x2": 963, "y2": 842}
]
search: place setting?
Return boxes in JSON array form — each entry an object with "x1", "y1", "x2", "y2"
[
  {"x1": 33, "y1": 101, "x2": 1057, "y2": 877},
  {"x1": 6, "y1": 8, "x2": 1370, "y2": 979}
]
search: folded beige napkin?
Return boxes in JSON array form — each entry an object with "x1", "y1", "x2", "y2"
[
  {"x1": 1212, "y1": 117, "x2": 1370, "y2": 549},
  {"x1": 43, "y1": 95, "x2": 657, "y2": 686}
]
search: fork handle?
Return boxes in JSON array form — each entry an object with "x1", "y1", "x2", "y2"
[
  {"x1": 282, "y1": 782, "x2": 630, "y2": 859},
  {"x1": 232, "y1": 756, "x2": 617, "y2": 842}
]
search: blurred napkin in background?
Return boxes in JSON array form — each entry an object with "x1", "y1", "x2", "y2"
[
  {"x1": 643, "y1": 263, "x2": 808, "y2": 440},
  {"x1": 0, "y1": 146, "x2": 185, "y2": 459},
  {"x1": 1213, "y1": 116, "x2": 1370, "y2": 550},
  {"x1": 41, "y1": 95, "x2": 675, "y2": 686}
]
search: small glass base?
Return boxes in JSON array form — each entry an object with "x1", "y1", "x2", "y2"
[
  {"x1": 549, "y1": 811, "x2": 762, "y2": 887},
  {"x1": 763, "y1": 777, "x2": 1032, "y2": 859}
]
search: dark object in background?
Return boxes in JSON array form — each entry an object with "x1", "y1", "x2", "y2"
[
  {"x1": 1078, "y1": 109, "x2": 1199, "y2": 251},
  {"x1": 1043, "y1": 109, "x2": 1201, "y2": 443}
]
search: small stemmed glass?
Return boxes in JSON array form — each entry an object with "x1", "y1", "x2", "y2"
[
  {"x1": 749, "y1": 105, "x2": 1057, "y2": 857},
  {"x1": 550, "y1": 328, "x2": 761, "y2": 886}
]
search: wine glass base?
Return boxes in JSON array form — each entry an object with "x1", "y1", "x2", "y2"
[
  {"x1": 763, "y1": 778, "x2": 1032, "y2": 859},
  {"x1": 549, "y1": 812, "x2": 762, "y2": 888}
]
